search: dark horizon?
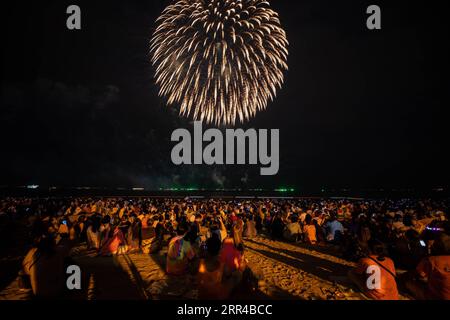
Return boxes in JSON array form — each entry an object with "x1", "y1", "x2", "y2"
[{"x1": 1, "y1": 0, "x2": 450, "y2": 191}]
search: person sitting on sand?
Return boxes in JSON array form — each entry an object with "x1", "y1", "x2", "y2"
[
  {"x1": 197, "y1": 233, "x2": 244, "y2": 300},
  {"x1": 303, "y1": 214, "x2": 317, "y2": 245},
  {"x1": 126, "y1": 214, "x2": 141, "y2": 252},
  {"x1": 255, "y1": 208, "x2": 264, "y2": 233},
  {"x1": 220, "y1": 225, "x2": 247, "y2": 276},
  {"x1": 393, "y1": 229, "x2": 427, "y2": 270},
  {"x1": 313, "y1": 219, "x2": 326, "y2": 244},
  {"x1": 86, "y1": 215, "x2": 101, "y2": 250},
  {"x1": 141, "y1": 216, "x2": 160, "y2": 254},
  {"x1": 243, "y1": 215, "x2": 257, "y2": 239},
  {"x1": 348, "y1": 239, "x2": 399, "y2": 300},
  {"x1": 270, "y1": 213, "x2": 285, "y2": 239},
  {"x1": 211, "y1": 216, "x2": 227, "y2": 243},
  {"x1": 324, "y1": 213, "x2": 344, "y2": 243},
  {"x1": 21, "y1": 234, "x2": 71, "y2": 298},
  {"x1": 99, "y1": 215, "x2": 112, "y2": 248},
  {"x1": 153, "y1": 214, "x2": 165, "y2": 244},
  {"x1": 99, "y1": 225, "x2": 127, "y2": 256},
  {"x1": 283, "y1": 215, "x2": 301, "y2": 242},
  {"x1": 198, "y1": 234, "x2": 225, "y2": 299},
  {"x1": 404, "y1": 233, "x2": 450, "y2": 300},
  {"x1": 166, "y1": 223, "x2": 196, "y2": 275}
]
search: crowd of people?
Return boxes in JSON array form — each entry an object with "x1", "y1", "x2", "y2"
[{"x1": 0, "y1": 196, "x2": 449, "y2": 300}]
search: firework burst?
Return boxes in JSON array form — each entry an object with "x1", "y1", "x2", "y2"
[{"x1": 150, "y1": 0, "x2": 288, "y2": 126}]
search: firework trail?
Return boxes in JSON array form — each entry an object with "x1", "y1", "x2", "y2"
[{"x1": 150, "y1": 0, "x2": 288, "y2": 126}]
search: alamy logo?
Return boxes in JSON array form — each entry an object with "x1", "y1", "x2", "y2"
[
  {"x1": 66, "y1": 5, "x2": 81, "y2": 30},
  {"x1": 66, "y1": 265, "x2": 81, "y2": 290},
  {"x1": 171, "y1": 122, "x2": 279, "y2": 176},
  {"x1": 366, "y1": 5, "x2": 381, "y2": 30},
  {"x1": 366, "y1": 265, "x2": 381, "y2": 290}
]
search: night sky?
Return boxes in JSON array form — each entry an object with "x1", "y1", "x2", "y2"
[{"x1": 1, "y1": 0, "x2": 449, "y2": 192}]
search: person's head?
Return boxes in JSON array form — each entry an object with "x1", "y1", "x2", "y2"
[
  {"x1": 305, "y1": 214, "x2": 312, "y2": 225},
  {"x1": 329, "y1": 212, "x2": 337, "y2": 221},
  {"x1": 368, "y1": 239, "x2": 386, "y2": 260},
  {"x1": 176, "y1": 222, "x2": 189, "y2": 236},
  {"x1": 184, "y1": 226, "x2": 198, "y2": 243},
  {"x1": 37, "y1": 234, "x2": 56, "y2": 256},
  {"x1": 431, "y1": 233, "x2": 450, "y2": 256}
]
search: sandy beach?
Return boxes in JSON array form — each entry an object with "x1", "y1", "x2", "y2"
[{"x1": 0, "y1": 235, "x2": 411, "y2": 300}]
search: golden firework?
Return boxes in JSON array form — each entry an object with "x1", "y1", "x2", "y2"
[{"x1": 150, "y1": 0, "x2": 289, "y2": 126}]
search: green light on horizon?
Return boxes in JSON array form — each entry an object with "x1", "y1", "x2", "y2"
[{"x1": 275, "y1": 188, "x2": 295, "y2": 193}]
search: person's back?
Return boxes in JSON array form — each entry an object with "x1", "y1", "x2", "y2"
[
  {"x1": 326, "y1": 218, "x2": 344, "y2": 242},
  {"x1": 166, "y1": 227, "x2": 196, "y2": 275},
  {"x1": 413, "y1": 233, "x2": 450, "y2": 300},
  {"x1": 271, "y1": 215, "x2": 284, "y2": 239},
  {"x1": 303, "y1": 224, "x2": 317, "y2": 244},
  {"x1": 244, "y1": 219, "x2": 257, "y2": 238},
  {"x1": 355, "y1": 255, "x2": 399, "y2": 300},
  {"x1": 99, "y1": 226, "x2": 126, "y2": 256},
  {"x1": 302, "y1": 215, "x2": 317, "y2": 244},
  {"x1": 255, "y1": 214, "x2": 263, "y2": 232},
  {"x1": 284, "y1": 221, "x2": 301, "y2": 242},
  {"x1": 86, "y1": 218, "x2": 101, "y2": 250},
  {"x1": 198, "y1": 234, "x2": 227, "y2": 300},
  {"x1": 200, "y1": 230, "x2": 246, "y2": 299},
  {"x1": 416, "y1": 255, "x2": 450, "y2": 300},
  {"x1": 22, "y1": 237, "x2": 68, "y2": 298},
  {"x1": 348, "y1": 239, "x2": 399, "y2": 300},
  {"x1": 154, "y1": 219, "x2": 165, "y2": 242},
  {"x1": 394, "y1": 230, "x2": 427, "y2": 269},
  {"x1": 198, "y1": 258, "x2": 226, "y2": 299},
  {"x1": 220, "y1": 238, "x2": 243, "y2": 272}
]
